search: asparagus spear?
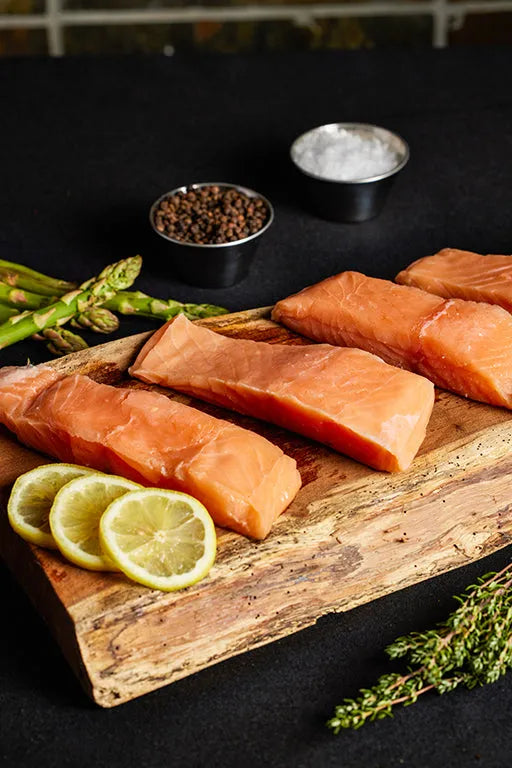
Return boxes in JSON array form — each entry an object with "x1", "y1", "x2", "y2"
[
  {"x1": 104, "y1": 291, "x2": 228, "y2": 321},
  {"x1": 34, "y1": 327, "x2": 89, "y2": 356},
  {"x1": 0, "y1": 284, "x2": 119, "y2": 334},
  {"x1": 0, "y1": 258, "x2": 76, "y2": 297},
  {"x1": 0, "y1": 260, "x2": 229, "y2": 324},
  {"x1": 71, "y1": 307, "x2": 120, "y2": 334},
  {"x1": 0, "y1": 280, "x2": 57, "y2": 310},
  {"x1": 0, "y1": 256, "x2": 141, "y2": 350},
  {"x1": 0, "y1": 304, "x2": 18, "y2": 323}
]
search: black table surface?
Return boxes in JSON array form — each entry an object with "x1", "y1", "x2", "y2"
[{"x1": 1, "y1": 47, "x2": 512, "y2": 767}]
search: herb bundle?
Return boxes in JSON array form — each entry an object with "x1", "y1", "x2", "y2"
[{"x1": 328, "y1": 565, "x2": 512, "y2": 732}]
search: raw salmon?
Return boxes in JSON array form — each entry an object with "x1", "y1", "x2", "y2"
[
  {"x1": 272, "y1": 271, "x2": 512, "y2": 409},
  {"x1": 0, "y1": 365, "x2": 301, "y2": 539},
  {"x1": 130, "y1": 313, "x2": 435, "y2": 472},
  {"x1": 396, "y1": 248, "x2": 512, "y2": 310}
]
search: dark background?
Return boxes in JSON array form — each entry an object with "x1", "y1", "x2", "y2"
[
  {"x1": 1, "y1": 2, "x2": 512, "y2": 57},
  {"x1": 1, "y1": 47, "x2": 512, "y2": 766}
]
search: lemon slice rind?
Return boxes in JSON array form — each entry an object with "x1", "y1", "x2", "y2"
[{"x1": 7, "y1": 463, "x2": 100, "y2": 549}]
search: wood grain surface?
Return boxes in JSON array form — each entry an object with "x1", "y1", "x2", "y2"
[{"x1": 1, "y1": 307, "x2": 512, "y2": 707}]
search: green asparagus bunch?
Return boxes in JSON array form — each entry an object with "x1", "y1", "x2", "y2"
[
  {"x1": 0, "y1": 257, "x2": 228, "y2": 354},
  {"x1": 0, "y1": 276, "x2": 120, "y2": 334},
  {"x1": 327, "y1": 565, "x2": 512, "y2": 732},
  {"x1": 0, "y1": 256, "x2": 142, "y2": 350}
]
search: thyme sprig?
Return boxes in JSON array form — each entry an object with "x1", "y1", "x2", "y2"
[{"x1": 328, "y1": 565, "x2": 512, "y2": 732}]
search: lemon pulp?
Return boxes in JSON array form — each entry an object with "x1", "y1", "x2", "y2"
[
  {"x1": 7, "y1": 463, "x2": 97, "y2": 549},
  {"x1": 99, "y1": 488, "x2": 216, "y2": 591},
  {"x1": 49, "y1": 473, "x2": 141, "y2": 571}
]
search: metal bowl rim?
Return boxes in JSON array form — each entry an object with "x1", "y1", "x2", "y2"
[
  {"x1": 289, "y1": 122, "x2": 410, "y2": 184},
  {"x1": 149, "y1": 182, "x2": 275, "y2": 249}
]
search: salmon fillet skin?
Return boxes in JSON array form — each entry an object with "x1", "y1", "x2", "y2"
[
  {"x1": 396, "y1": 248, "x2": 512, "y2": 311},
  {"x1": 0, "y1": 365, "x2": 301, "y2": 539},
  {"x1": 271, "y1": 271, "x2": 512, "y2": 410},
  {"x1": 130, "y1": 314, "x2": 435, "y2": 473}
]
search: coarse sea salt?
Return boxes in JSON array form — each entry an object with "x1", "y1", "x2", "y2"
[{"x1": 293, "y1": 125, "x2": 399, "y2": 182}]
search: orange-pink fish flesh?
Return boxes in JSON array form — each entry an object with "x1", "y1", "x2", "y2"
[
  {"x1": 130, "y1": 313, "x2": 435, "y2": 472},
  {"x1": 0, "y1": 365, "x2": 301, "y2": 539},
  {"x1": 272, "y1": 271, "x2": 512, "y2": 409},
  {"x1": 396, "y1": 248, "x2": 512, "y2": 311}
]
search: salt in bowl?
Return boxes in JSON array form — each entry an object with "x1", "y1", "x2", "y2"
[{"x1": 290, "y1": 123, "x2": 409, "y2": 223}]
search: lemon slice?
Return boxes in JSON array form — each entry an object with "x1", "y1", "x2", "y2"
[
  {"x1": 99, "y1": 488, "x2": 216, "y2": 592},
  {"x1": 50, "y1": 474, "x2": 141, "y2": 571},
  {"x1": 7, "y1": 463, "x2": 98, "y2": 549}
]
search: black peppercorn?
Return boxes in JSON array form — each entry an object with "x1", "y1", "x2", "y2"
[{"x1": 153, "y1": 185, "x2": 270, "y2": 245}]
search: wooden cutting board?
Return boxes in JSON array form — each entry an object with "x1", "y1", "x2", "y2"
[{"x1": 2, "y1": 307, "x2": 512, "y2": 707}]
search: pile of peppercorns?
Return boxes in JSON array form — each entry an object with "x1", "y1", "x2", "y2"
[{"x1": 153, "y1": 185, "x2": 270, "y2": 245}]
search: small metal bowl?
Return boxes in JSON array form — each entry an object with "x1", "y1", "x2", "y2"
[
  {"x1": 149, "y1": 182, "x2": 274, "y2": 288},
  {"x1": 290, "y1": 123, "x2": 409, "y2": 223}
]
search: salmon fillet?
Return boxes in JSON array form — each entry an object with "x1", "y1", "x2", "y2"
[
  {"x1": 0, "y1": 365, "x2": 301, "y2": 539},
  {"x1": 130, "y1": 314, "x2": 435, "y2": 472},
  {"x1": 396, "y1": 248, "x2": 512, "y2": 310},
  {"x1": 272, "y1": 271, "x2": 512, "y2": 409}
]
